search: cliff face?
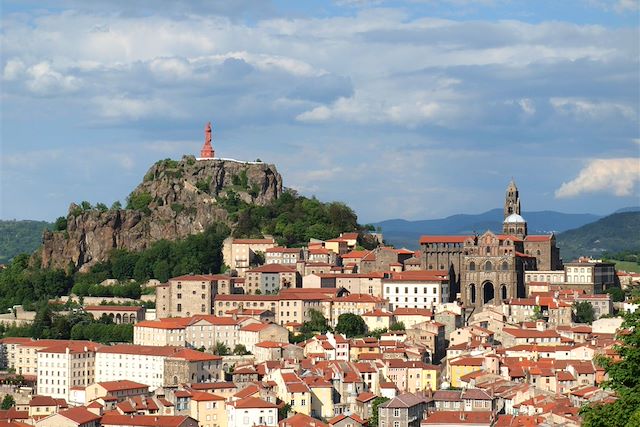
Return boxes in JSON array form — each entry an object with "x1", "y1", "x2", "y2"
[{"x1": 40, "y1": 156, "x2": 283, "y2": 271}]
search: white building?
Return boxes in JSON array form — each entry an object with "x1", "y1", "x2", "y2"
[
  {"x1": 36, "y1": 343, "x2": 101, "y2": 401},
  {"x1": 226, "y1": 396, "x2": 278, "y2": 427},
  {"x1": 383, "y1": 271, "x2": 450, "y2": 311},
  {"x1": 95, "y1": 344, "x2": 222, "y2": 390},
  {"x1": 134, "y1": 315, "x2": 255, "y2": 351}
]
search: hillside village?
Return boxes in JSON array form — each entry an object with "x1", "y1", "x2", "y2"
[{"x1": 0, "y1": 168, "x2": 639, "y2": 427}]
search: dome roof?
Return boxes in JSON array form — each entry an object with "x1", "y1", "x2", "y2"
[{"x1": 504, "y1": 213, "x2": 526, "y2": 223}]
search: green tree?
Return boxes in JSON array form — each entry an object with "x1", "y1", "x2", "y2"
[
  {"x1": 233, "y1": 344, "x2": 251, "y2": 355},
  {"x1": 369, "y1": 397, "x2": 390, "y2": 427},
  {"x1": 606, "y1": 287, "x2": 626, "y2": 303},
  {"x1": 53, "y1": 216, "x2": 68, "y2": 231},
  {"x1": 278, "y1": 403, "x2": 292, "y2": 420},
  {"x1": 574, "y1": 301, "x2": 596, "y2": 324},
  {"x1": 95, "y1": 203, "x2": 108, "y2": 212},
  {"x1": 389, "y1": 321, "x2": 406, "y2": 331},
  {"x1": 580, "y1": 310, "x2": 640, "y2": 426},
  {"x1": 111, "y1": 200, "x2": 122, "y2": 210},
  {"x1": 369, "y1": 328, "x2": 388, "y2": 340},
  {"x1": 532, "y1": 305, "x2": 545, "y2": 320},
  {"x1": 213, "y1": 342, "x2": 230, "y2": 356},
  {"x1": 1, "y1": 394, "x2": 15, "y2": 409},
  {"x1": 300, "y1": 309, "x2": 330, "y2": 334},
  {"x1": 335, "y1": 313, "x2": 367, "y2": 337}
]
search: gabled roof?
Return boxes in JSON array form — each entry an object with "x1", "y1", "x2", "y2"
[
  {"x1": 280, "y1": 413, "x2": 328, "y2": 427},
  {"x1": 227, "y1": 396, "x2": 278, "y2": 409},
  {"x1": 56, "y1": 407, "x2": 102, "y2": 425},
  {"x1": 96, "y1": 380, "x2": 149, "y2": 392}
]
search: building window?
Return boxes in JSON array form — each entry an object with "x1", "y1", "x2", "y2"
[{"x1": 177, "y1": 304, "x2": 182, "y2": 312}]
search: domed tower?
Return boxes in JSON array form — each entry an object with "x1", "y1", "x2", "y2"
[{"x1": 503, "y1": 179, "x2": 527, "y2": 237}]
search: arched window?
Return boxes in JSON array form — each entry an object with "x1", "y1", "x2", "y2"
[
  {"x1": 537, "y1": 250, "x2": 541, "y2": 255},
  {"x1": 501, "y1": 261, "x2": 509, "y2": 271},
  {"x1": 469, "y1": 262, "x2": 476, "y2": 271},
  {"x1": 486, "y1": 246, "x2": 491, "y2": 254},
  {"x1": 501, "y1": 285, "x2": 508, "y2": 300},
  {"x1": 470, "y1": 284, "x2": 476, "y2": 304},
  {"x1": 485, "y1": 261, "x2": 493, "y2": 271}
]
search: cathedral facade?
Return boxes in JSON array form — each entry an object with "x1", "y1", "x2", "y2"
[{"x1": 420, "y1": 180, "x2": 561, "y2": 312}]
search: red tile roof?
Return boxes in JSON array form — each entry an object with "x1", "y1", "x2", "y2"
[
  {"x1": 56, "y1": 407, "x2": 102, "y2": 425},
  {"x1": 227, "y1": 396, "x2": 278, "y2": 409},
  {"x1": 419, "y1": 235, "x2": 469, "y2": 244},
  {"x1": 97, "y1": 380, "x2": 149, "y2": 392},
  {"x1": 423, "y1": 411, "x2": 493, "y2": 425},
  {"x1": 280, "y1": 413, "x2": 328, "y2": 427},
  {"x1": 101, "y1": 414, "x2": 196, "y2": 427}
]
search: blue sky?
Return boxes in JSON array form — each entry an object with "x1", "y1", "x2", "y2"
[{"x1": 1, "y1": 0, "x2": 639, "y2": 224}]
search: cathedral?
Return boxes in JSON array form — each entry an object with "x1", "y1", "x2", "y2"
[{"x1": 420, "y1": 180, "x2": 561, "y2": 313}]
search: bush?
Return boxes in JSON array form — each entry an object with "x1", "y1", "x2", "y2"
[
  {"x1": 53, "y1": 216, "x2": 67, "y2": 231},
  {"x1": 126, "y1": 192, "x2": 153, "y2": 214}
]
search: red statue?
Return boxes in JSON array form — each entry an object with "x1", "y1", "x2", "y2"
[{"x1": 200, "y1": 122, "x2": 215, "y2": 159}]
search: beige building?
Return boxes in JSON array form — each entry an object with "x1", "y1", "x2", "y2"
[
  {"x1": 187, "y1": 390, "x2": 227, "y2": 427},
  {"x1": 302, "y1": 273, "x2": 386, "y2": 297},
  {"x1": 35, "y1": 407, "x2": 101, "y2": 427},
  {"x1": 245, "y1": 264, "x2": 300, "y2": 294},
  {"x1": 157, "y1": 274, "x2": 240, "y2": 319},
  {"x1": 85, "y1": 380, "x2": 149, "y2": 402},
  {"x1": 265, "y1": 247, "x2": 303, "y2": 265},
  {"x1": 222, "y1": 237, "x2": 276, "y2": 277},
  {"x1": 238, "y1": 323, "x2": 288, "y2": 354}
]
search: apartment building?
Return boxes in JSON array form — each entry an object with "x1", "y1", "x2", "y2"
[
  {"x1": 245, "y1": 264, "x2": 300, "y2": 294},
  {"x1": 302, "y1": 273, "x2": 386, "y2": 297},
  {"x1": 0, "y1": 338, "x2": 97, "y2": 377},
  {"x1": 36, "y1": 342, "x2": 102, "y2": 401},
  {"x1": 265, "y1": 247, "x2": 303, "y2": 265},
  {"x1": 329, "y1": 294, "x2": 387, "y2": 327},
  {"x1": 383, "y1": 270, "x2": 450, "y2": 311},
  {"x1": 95, "y1": 345, "x2": 222, "y2": 389},
  {"x1": 222, "y1": 237, "x2": 276, "y2": 277},
  {"x1": 157, "y1": 274, "x2": 237, "y2": 319},
  {"x1": 134, "y1": 315, "x2": 256, "y2": 351}
]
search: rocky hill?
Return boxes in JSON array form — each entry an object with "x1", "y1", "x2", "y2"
[{"x1": 39, "y1": 156, "x2": 282, "y2": 271}]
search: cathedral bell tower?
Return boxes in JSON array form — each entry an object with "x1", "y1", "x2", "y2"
[{"x1": 503, "y1": 179, "x2": 527, "y2": 238}]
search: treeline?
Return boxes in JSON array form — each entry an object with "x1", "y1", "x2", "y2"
[
  {"x1": 71, "y1": 282, "x2": 144, "y2": 299},
  {"x1": 0, "y1": 220, "x2": 51, "y2": 263},
  {"x1": 0, "y1": 223, "x2": 229, "y2": 312},
  {"x1": 0, "y1": 304, "x2": 133, "y2": 343},
  {"x1": 219, "y1": 189, "x2": 375, "y2": 248},
  {"x1": 0, "y1": 254, "x2": 72, "y2": 311}
]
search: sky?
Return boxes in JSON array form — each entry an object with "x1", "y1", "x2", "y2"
[{"x1": 1, "y1": 0, "x2": 639, "y2": 224}]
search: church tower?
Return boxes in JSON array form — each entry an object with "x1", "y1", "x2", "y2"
[
  {"x1": 199, "y1": 122, "x2": 215, "y2": 159},
  {"x1": 503, "y1": 179, "x2": 527, "y2": 237},
  {"x1": 504, "y1": 179, "x2": 520, "y2": 219}
]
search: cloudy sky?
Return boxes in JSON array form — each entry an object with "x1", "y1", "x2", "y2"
[{"x1": 1, "y1": 0, "x2": 639, "y2": 224}]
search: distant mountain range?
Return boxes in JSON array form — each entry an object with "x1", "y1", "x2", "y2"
[
  {"x1": 373, "y1": 209, "x2": 604, "y2": 249},
  {"x1": 556, "y1": 212, "x2": 640, "y2": 261}
]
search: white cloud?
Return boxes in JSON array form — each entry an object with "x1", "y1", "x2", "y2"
[
  {"x1": 550, "y1": 97, "x2": 637, "y2": 122},
  {"x1": 3, "y1": 59, "x2": 25, "y2": 80},
  {"x1": 93, "y1": 95, "x2": 182, "y2": 120},
  {"x1": 25, "y1": 62, "x2": 81, "y2": 95},
  {"x1": 518, "y1": 98, "x2": 536, "y2": 116},
  {"x1": 555, "y1": 158, "x2": 640, "y2": 198}
]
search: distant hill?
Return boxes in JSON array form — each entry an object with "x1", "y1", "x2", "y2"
[
  {"x1": 373, "y1": 209, "x2": 601, "y2": 249},
  {"x1": 0, "y1": 220, "x2": 51, "y2": 263},
  {"x1": 556, "y1": 212, "x2": 640, "y2": 262}
]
